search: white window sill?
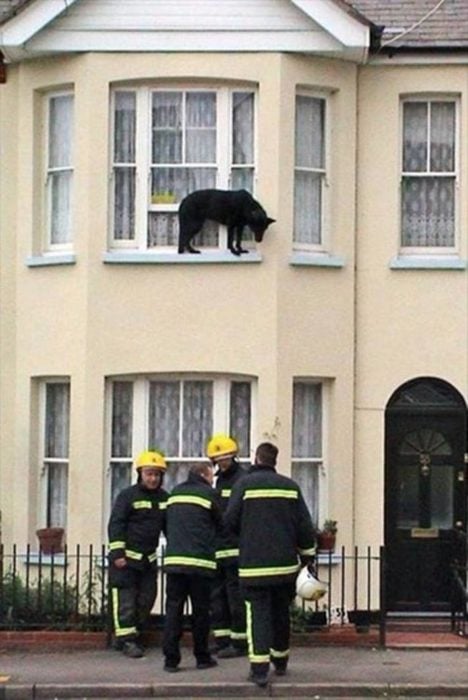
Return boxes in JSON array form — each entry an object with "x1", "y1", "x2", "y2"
[
  {"x1": 26, "y1": 254, "x2": 77, "y2": 267},
  {"x1": 18, "y1": 553, "x2": 67, "y2": 566},
  {"x1": 390, "y1": 256, "x2": 467, "y2": 270},
  {"x1": 103, "y1": 251, "x2": 262, "y2": 264},
  {"x1": 289, "y1": 253, "x2": 345, "y2": 268},
  {"x1": 317, "y1": 552, "x2": 341, "y2": 565}
]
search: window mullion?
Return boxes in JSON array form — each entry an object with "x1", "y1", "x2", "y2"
[{"x1": 136, "y1": 89, "x2": 149, "y2": 250}]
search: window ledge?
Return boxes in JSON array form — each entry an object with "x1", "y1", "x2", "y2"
[
  {"x1": 390, "y1": 256, "x2": 467, "y2": 270},
  {"x1": 26, "y1": 254, "x2": 77, "y2": 268},
  {"x1": 289, "y1": 253, "x2": 345, "y2": 268},
  {"x1": 18, "y1": 553, "x2": 67, "y2": 566},
  {"x1": 103, "y1": 251, "x2": 262, "y2": 265},
  {"x1": 317, "y1": 552, "x2": 341, "y2": 566}
]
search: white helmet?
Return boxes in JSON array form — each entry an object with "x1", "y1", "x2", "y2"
[{"x1": 296, "y1": 566, "x2": 328, "y2": 601}]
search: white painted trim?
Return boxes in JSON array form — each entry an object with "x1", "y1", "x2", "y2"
[
  {"x1": 291, "y1": 0, "x2": 369, "y2": 50},
  {"x1": 289, "y1": 253, "x2": 345, "y2": 267},
  {"x1": 26, "y1": 28, "x2": 343, "y2": 54},
  {"x1": 369, "y1": 52, "x2": 468, "y2": 67},
  {"x1": 26, "y1": 253, "x2": 77, "y2": 267},
  {"x1": 389, "y1": 256, "x2": 467, "y2": 270},
  {"x1": 0, "y1": 0, "x2": 80, "y2": 46},
  {"x1": 102, "y1": 251, "x2": 263, "y2": 264}
]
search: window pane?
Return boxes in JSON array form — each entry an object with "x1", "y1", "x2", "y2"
[
  {"x1": 49, "y1": 95, "x2": 73, "y2": 168},
  {"x1": 149, "y1": 381, "x2": 180, "y2": 457},
  {"x1": 47, "y1": 462, "x2": 68, "y2": 528},
  {"x1": 401, "y1": 176, "x2": 455, "y2": 246},
  {"x1": 114, "y1": 168, "x2": 136, "y2": 240},
  {"x1": 45, "y1": 384, "x2": 70, "y2": 459},
  {"x1": 294, "y1": 171, "x2": 322, "y2": 245},
  {"x1": 292, "y1": 383, "x2": 322, "y2": 458},
  {"x1": 292, "y1": 462, "x2": 319, "y2": 527},
  {"x1": 232, "y1": 92, "x2": 254, "y2": 165},
  {"x1": 403, "y1": 102, "x2": 427, "y2": 172},
  {"x1": 111, "y1": 382, "x2": 133, "y2": 458},
  {"x1": 151, "y1": 167, "x2": 216, "y2": 204},
  {"x1": 185, "y1": 92, "x2": 216, "y2": 163},
  {"x1": 114, "y1": 92, "x2": 136, "y2": 163},
  {"x1": 230, "y1": 382, "x2": 251, "y2": 458},
  {"x1": 231, "y1": 168, "x2": 254, "y2": 193},
  {"x1": 295, "y1": 96, "x2": 324, "y2": 170},
  {"x1": 430, "y1": 102, "x2": 455, "y2": 173},
  {"x1": 50, "y1": 171, "x2": 72, "y2": 244},
  {"x1": 182, "y1": 381, "x2": 213, "y2": 457},
  {"x1": 147, "y1": 212, "x2": 179, "y2": 247},
  {"x1": 152, "y1": 92, "x2": 182, "y2": 164},
  {"x1": 111, "y1": 461, "x2": 132, "y2": 505},
  {"x1": 164, "y1": 461, "x2": 195, "y2": 493}
]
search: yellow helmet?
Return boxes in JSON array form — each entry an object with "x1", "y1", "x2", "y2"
[
  {"x1": 206, "y1": 434, "x2": 238, "y2": 462},
  {"x1": 135, "y1": 450, "x2": 167, "y2": 470}
]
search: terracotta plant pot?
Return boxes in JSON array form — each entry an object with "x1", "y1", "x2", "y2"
[
  {"x1": 317, "y1": 531, "x2": 336, "y2": 552},
  {"x1": 36, "y1": 527, "x2": 65, "y2": 554}
]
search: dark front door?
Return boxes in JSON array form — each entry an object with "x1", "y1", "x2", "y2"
[{"x1": 385, "y1": 379, "x2": 467, "y2": 612}]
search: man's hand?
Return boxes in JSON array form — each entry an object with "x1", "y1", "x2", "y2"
[
  {"x1": 307, "y1": 558, "x2": 317, "y2": 576},
  {"x1": 114, "y1": 557, "x2": 127, "y2": 569}
]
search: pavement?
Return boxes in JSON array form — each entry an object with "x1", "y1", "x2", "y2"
[{"x1": 0, "y1": 645, "x2": 467, "y2": 698}]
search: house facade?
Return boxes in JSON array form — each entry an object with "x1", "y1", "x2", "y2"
[{"x1": 0, "y1": 0, "x2": 466, "y2": 614}]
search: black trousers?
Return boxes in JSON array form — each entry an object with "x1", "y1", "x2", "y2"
[
  {"x1": 211, "y1": 563, "x2": 247, "y2": 649},
  {"x1": 163, "y1": 572, "x2": 212, "y2": 666},
  {"x1": 110, "y1": 566, "x2": 157, "y2": 643},
  {"x1": 242, "y1": 582, "x2": 295, "y2": 674}
]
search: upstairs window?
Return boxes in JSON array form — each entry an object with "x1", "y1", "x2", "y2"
[
  {"x1": 45, "y1": 93, "x2": 74, "y2": 250},
  {"x1": 108, "y1": 376, "x2": 254, "y2": 506},
  {"x1": 40, "y1": 382, "x2": 70, "y2": 528},
  {"x1": 401, "y1": 99, "x2": 457, "y2": 251},
  {"x1": 111, "y1": 86, "x2": 256, "y2": 251},
  {"x1": 294, "y1": 94, "x2": 327, "y2": 250}
]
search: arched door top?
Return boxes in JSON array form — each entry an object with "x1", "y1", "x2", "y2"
[{"x1": 387, "y1": 377, "x2": 467, "y2": 411}]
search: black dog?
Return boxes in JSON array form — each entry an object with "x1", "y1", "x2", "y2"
[{"x1": 178, "y1": 189, "x2": 275, "y2": 255}]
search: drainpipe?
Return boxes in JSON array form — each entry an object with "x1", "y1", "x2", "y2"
[{"x1": 0, "y1": 52, "x2": 6, "y2": 84}]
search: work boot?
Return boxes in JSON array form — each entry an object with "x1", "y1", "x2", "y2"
[
  {"x1": 273, "y1": 659, "x2": 288, "y2": 676},
  {"x1": 248, "y1": 662, "x2": 269, "y2": 687},
  {"x1": 122, "y1": 641, "x2": 144, "y2": 658},
  {"x1": 196, "y1": 656, "x2": 218, "y2": 670}
]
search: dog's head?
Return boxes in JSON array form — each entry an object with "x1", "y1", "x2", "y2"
[{"x1": 249, "y1": 210, "x2": 276, "y2": 242}]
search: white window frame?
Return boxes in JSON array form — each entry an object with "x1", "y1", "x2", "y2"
[
  {"x1": 37, "y1": 379, "x2": 70, "y2": 530},
  {"x1": 43, "y1": 91, "x2": 74, "y2": 253},
  {"x1": 104, "y1": 373, "x2": 257, "y2": 530},
  {"x1": 291, "y1": 379, "x2": 328, "y2": 527},
  {"x1": 109, "y1": 84, "x2": 258, "y2": 252},
  {"x1": 293, "y1": 92, "x2": 330, "y2": 253},
  {"x1": 399, "y1": 95, "x2": 459, "y2": 256}
]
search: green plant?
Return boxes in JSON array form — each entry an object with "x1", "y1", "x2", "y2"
[{"x1": 321, "y1": 519, "x2": 337, "y2": 534}]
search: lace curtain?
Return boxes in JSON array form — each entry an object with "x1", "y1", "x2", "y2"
[
  {"x1": 113, "y1": 92, "x2": 136, "y2": 240},
  {"x1": 44, "y1": 383, "x2": 70, "y2": 527},
  {"x1": 48, "y1": 95, "x2": 74, "y2": 245},
  {"x1": 110, "y1": 382, "x2": 134, "y2": 503},
  {"x1": 402, "y1": 101, "x2": 455, "y2": 247},
  {"x1": 291, "y1": 383, "x2": 322, "y2": 526},
  {"x1": 294, "y1": 96, "x2": 325, "y2": 246}
]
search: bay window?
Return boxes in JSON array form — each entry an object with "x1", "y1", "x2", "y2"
[
  {"x1": 294, "y1": 94, "x2": 327, "y2": 250},
  {"x1": 45, "y1": 93, "x2": 74, "y2": 249},
  {"x1": 401, "y1": 98, "x2": 457, "y2": 251},
  {"x1": 291, "y1": 381, "x2": 324, "y2": 526},
  {"x1": 111, "y1": 86, "x2": 256, "y2": 251},
  {"x1": 108, "y1": 376, "x2": 254, "y2": 505}
]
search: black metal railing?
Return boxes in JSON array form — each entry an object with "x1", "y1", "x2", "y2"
[
  {"x1": 0, "y1": 544, "x2": 388, "y2": 641},
  {"x1": 451, "y1": 561, "x2": 467, "y2": 638}
]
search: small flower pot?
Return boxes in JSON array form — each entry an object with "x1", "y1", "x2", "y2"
[
  {"x1": 36, "y1": 527, "x2": 65, "y2": 554},
  {"x1": 317, "y1": 531, "x2": 336, "y2": 552}
]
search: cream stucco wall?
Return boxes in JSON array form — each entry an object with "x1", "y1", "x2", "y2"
[
  {"x1": 355, "y1": 64, "x2": 468, "y2": 548},
  {"x1": 0, "y1": 52, "x2": 358, "y2": 547}
]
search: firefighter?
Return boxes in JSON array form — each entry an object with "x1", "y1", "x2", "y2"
[
  {"x1": 224, "y1": 442, "x2": 317, "y2": 687},
  {"x1": 108, "y1": 450, "x2": 168, "y2": 658},
  {"x1": 206, "y1": 433, "x2": 248, "y2": 658},
  {"x1": 162, "y1": 462, "x2": 222, "y2": 672}
]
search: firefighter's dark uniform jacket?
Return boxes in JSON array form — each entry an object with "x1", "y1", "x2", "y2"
[
  {"x1": 108, "y1": 482, "x2": 168, "y2": 573},
  {"x1": 215, "y1": 460, "x2": 246, "y2": 565},
  {"x1": 164, "y1": 471, "x2": 222, "y2": 577},
  {"x1": 224, "y1": 464, "x2": 316, "y2": 586}
]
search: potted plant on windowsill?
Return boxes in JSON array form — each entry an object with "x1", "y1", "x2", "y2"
[
  {"x1": 35, "y1": 527, "x2": 65, "y2": 554},
  {"x1": 317, "y1": 519, "x2": 337, "y2": 552}
]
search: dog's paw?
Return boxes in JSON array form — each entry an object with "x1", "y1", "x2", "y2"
[{"x1": 229, "y1": 248, "x2": 242, "y2": 256}]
